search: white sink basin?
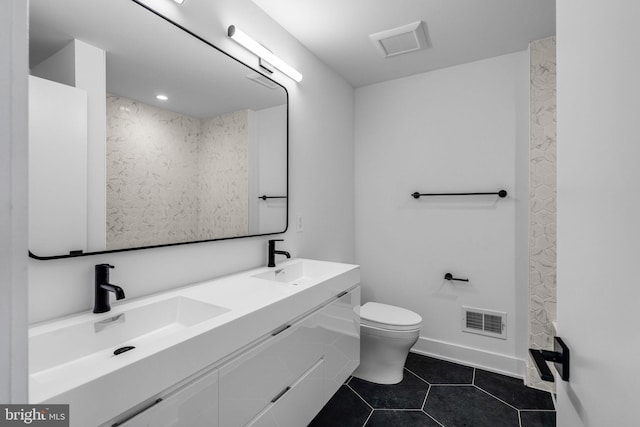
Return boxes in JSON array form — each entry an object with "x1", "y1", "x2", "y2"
[
  {"x1": 28, "y1": 258, "x2": 360, "y2": 426},
  {"x1": 30, "y1": 296, "x2": 229, "y2": 375},
  {"x1": 252, "y1": 260, "x2": 326, "y2": 285}
]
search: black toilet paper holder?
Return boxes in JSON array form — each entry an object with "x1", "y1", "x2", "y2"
[
  {"x1": 444, "y1": 273, "x2": 468, "y2": 282},
  {"x1": 529, "y1": 336, "x2": 570, "y2": 382}
]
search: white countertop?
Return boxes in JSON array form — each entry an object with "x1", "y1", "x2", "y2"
[{"x1": 28, "y1": 258, "x2": 360, "y2": 426}]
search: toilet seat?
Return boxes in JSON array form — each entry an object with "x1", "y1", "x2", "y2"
[{"x1": 360, "y1": 302, "x2": 422, "y2": 331}]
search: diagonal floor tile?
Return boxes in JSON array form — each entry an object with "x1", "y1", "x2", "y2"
[
  {"x1": 365, "y1": 410, "x2": 441, "y2": 427},
  {"x1": 474, "y1": 369, "x2": 555, "y2": 410},
  {"x1": 312, "y1": 353, "x2": 555, "y2": 426},
  {"x1": 308, "y1": 385, "x2": 371, "y2": 427},
  {"x1": 405, "y1": 352, "x2": 474, "y2": 384},
  {"x1": 424, "y1": 385, "x2": 520, "y2": 427},
  {"x1": 520, "y1": 410, "x2": 556, "y2": 427},
  {"x1": 350, "y1": 369, "x2": 429, "y2": 409}
]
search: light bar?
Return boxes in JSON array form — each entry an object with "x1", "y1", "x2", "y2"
[{"x1": 227, "y1": 25, "x2": 302, "y2": 83}]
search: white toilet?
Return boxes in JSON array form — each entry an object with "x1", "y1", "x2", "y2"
[{"x1": 353, "y1": 302, "x2": 422, "y2": 384}]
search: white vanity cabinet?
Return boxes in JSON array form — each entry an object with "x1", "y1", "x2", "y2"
[
  {"x1": 246, "y1": 358, "x2": 324, "y2": 427},
  {"x1": 32, "y1": 259, "x2": 361, "y2": 427},
  {"x1": 106, "y1": 285, "x2": 359, "y2": 427},
  {"x1": 220, "y1": 286, "x2": 360, "y2": 427},
  {"x1": 115, "y1": 367, "x2": 219, "y2": 427}
]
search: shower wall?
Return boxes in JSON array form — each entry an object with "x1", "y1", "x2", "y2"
[
  {"x1": 527, "y1": 36, "x2": 557, "y2": 391},
  {"x1": 106, "y1": 95, "x2": 249, "y2": 249}
]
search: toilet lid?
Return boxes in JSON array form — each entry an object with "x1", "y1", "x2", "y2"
[{"x1": 360, "y1": 302, "x2": 422, "y2": 331}]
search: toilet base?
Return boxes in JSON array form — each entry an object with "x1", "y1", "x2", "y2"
[
  {"x1": 352, "y1": 359, "x2": 406, "y2": 384},
  {"x1": 352, "y1": 325, "x2": 420, "y2": 385}
]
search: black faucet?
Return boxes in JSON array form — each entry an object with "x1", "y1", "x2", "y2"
[
  {"x1": 268, "y1": 239, "x2": 290, "y2": 267},
  {"x1": 93, "y1": 264, "x2": 125, "y2": 313}
]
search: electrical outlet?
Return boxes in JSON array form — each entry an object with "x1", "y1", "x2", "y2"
[{"x1": 295, "y1": 213, "x2": 303, "y2": 232}]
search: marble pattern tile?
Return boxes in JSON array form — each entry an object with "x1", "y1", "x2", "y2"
[
  {"x1": 106, "y1": 95, "x2": 248, "y2": 249},
  {"x1": 198, "y1": 110, "x2": 249, "y2": 239},
  {"x1": 528, "y1": 37, "x2": 557, "y2": 392}
]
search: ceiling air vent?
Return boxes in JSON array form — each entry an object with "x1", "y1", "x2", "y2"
[
  {"x1": 369, "y1": 21, "x2": 431, "y2": 58},
  {"x1": 462, "y1": 307, "x2": 507, "y2": 339}
]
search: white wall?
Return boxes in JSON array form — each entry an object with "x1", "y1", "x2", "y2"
[
  {"x1": 30, "y1": 39, "x2": 76, "y2": 87},
  {"x1": 29, "y1": 76, "x2": 88, "y2": 256},
  {"x1": 74, "y1": 40, "x2": 107, "y2": 253},
  {"x1": 0, "y1": 0, "x2": 28, "y2": 402},
  {"x1": 31, "y1": 40, "x2": 107, "y2": 253},
  {"x1": 247, "y1": 105, "x2": 288, "y2": 235},
  {"x1": 28, "y1": 0, "x2": 355, "y2": 323},
  {"x1": 355, "y1": 51, "x2": 529, "y2": 377},
  {"x1": 556, "y1": 1, "x2": 640, "y2": 425}
]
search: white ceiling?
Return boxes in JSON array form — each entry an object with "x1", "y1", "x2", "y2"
[
  {"x1": 29, "y1": 0, "x2": 286, "y2": 119},
  {"x1": 251, "y1": 0, "x2": 556, "y2": 87}
]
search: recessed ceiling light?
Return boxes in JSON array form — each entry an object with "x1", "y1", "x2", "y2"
[{"x1": 156, "y1": 94, "x2": 168, "y2": 101}]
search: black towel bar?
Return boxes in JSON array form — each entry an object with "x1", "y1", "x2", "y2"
[
  {"x1": 411, "y1": 190, "x2": 507, "y2": 199},
  {"x1": 258, "y1": 195, "x2": 287, "y2": 201}
]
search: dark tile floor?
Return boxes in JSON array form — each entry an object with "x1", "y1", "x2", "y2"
[{"x1": 309, "y1": 352, "x2": 555, "y2": 427}]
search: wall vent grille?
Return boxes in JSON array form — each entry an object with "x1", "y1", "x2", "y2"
[{"x1": 462, "y1": 307, "x2": 507, "y2": 339}]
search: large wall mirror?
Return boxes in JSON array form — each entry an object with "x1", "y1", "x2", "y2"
[{"x1": 28, "y1": 0, "x2": 288, "y2": 259}]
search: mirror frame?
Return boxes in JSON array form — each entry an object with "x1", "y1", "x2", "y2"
[{"x1": 29, "y1": 0, "x2": 288, "y2": 260}]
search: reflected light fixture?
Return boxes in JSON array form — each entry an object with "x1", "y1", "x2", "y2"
[
  {"x1": 156, "y1": 94, "x2": 168, "y2": 101},
  {"x1": 173, "y1": 0, "x2": 185, "y2": 4},
  {"x1": 227, "y1": 25, "x2": 302, "y2": 83}
]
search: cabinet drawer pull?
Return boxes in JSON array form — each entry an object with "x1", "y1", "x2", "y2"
[
  {"x1": 270, "y1": 386, "x2": 291, "y2": 403},
  {"x1": 336, "y1": 291, "x2": 348, "y2": 298},
  {"x1": 112, "y1": 398, "x2": 163, "y2": 426},
  {"x1": 271, "y1": 324, "x2": 291, "y2": 336}
]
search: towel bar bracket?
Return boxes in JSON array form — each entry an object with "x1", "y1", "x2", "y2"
[{"x1": 529, "y1": 336, "x2": 570, "y2": 382}]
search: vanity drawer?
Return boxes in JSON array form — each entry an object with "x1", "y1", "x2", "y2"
[
  {"x1": 246, "y1": 358, "x2": 324, "y2": 427},
  {"x1": 115, "y1": 368, "x2": 218, "y2": 427},
  {"x1": 318, "y1": 287, "x2": 360, "y2": 403},
  {"x1": 219, "y1": 312, "x2": 325, "y2": 427}
]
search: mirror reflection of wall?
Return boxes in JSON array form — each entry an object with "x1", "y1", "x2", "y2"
[
  {"x1": 28, "y1": 0, "x2": 288, "y2": 259},
  {"x1": 106, "y1": 95, "x2": 285, "y2": 249}
]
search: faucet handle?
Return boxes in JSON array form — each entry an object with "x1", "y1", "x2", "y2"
[
  {"x1": 96, "y1": 263, "x2": 114, "y2": 269},
  {"x1": 95, "y1": 264, "x2": 114, "y2": 279}
]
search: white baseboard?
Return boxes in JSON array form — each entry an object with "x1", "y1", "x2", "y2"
[{"x1": 411, "y1": 336, "x2": 527, "y2": 380}]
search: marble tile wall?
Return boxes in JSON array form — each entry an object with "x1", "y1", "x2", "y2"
[
  {"x1": 198, "y1": 110, "x2": 248, "y2": 239},
  {"x1": 527, "y1": 37, "x2": 557, "y2": 392},
  {"x1": 106, "y1": 95, "x2": 248, "y2": 249}
]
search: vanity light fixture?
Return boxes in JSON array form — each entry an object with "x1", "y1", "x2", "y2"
[
  {"x1": 227, "y1": 25, "x2": 303, "y2": 83},
  {"x1": 156, "y1": 94, "x2": 168, "y2": 101}
]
